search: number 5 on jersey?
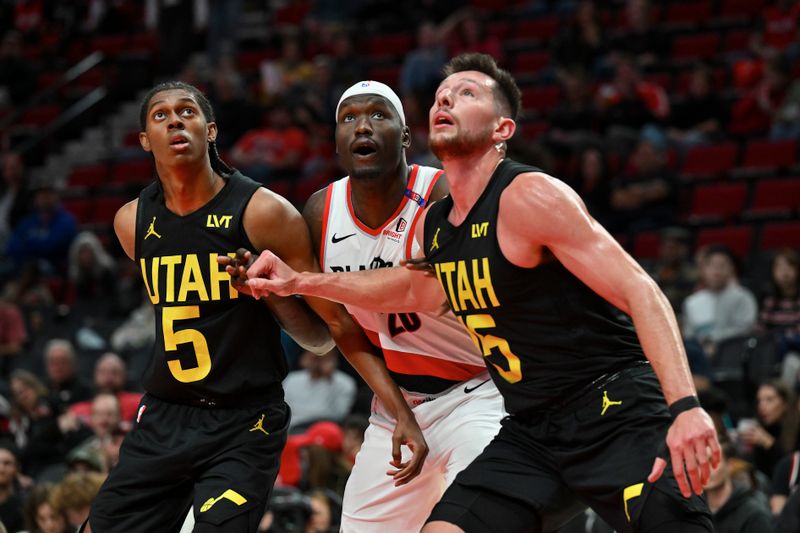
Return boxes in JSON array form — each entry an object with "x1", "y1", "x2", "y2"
[{"x1": 163, "y1": 305, "x2": 211, "y2": 382}]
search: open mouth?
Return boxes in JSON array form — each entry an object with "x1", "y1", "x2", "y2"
[
  {"x1": 170, "y1": 135, "x2": 189, "y2": 150},
  {"x1": 352, "y1": 140, "x2": 377, "y2": 157},
  {"x1": 433, "y1": 113, "x2": 454, "y2": 127}
]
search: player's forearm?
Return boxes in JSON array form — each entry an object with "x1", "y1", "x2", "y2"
[
  {"x1": 295, "y1": 266, "x2": 424, "y2": 313},
  {"x1": 629, "y1": 281, "x2": 697, "y2": 404},
  {"x1": 265, "y1": 295, "x2": 334, "y2": 355}
]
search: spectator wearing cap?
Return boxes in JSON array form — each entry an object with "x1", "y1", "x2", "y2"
[
  {"x1": 279, "y1": 421, "x2": 351, "y2": 496},
  {"x1": 5, "y1": 181, "x2": 77, "y2": 275},
  {"x1": 283, "y1": 349, "x2": 356, "y2": 430},
  {"x1": 683, "y1": 245, "x2": 758, "y2": 358},
  {"x1": 68, "y1": 352, "x2": 143, "y2": 425}
]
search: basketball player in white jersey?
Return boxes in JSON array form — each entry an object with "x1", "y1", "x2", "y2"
[{"x1": 300, "y1": 81, "x2": 505, "y2": 532}]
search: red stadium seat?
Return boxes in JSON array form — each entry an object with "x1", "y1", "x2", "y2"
[
  {"x1": 364, "y1": 33, "x2": 414, "y2": 58},
  {"x1": 746, "y1": 178, "x2": 800, "y2": 218},
  {"x1": 111, "y1": 159, "x2": 154, "y2": 185},
  {"x1": 68, "y1": 164, "x2": 108, "y2": 189},
  {"x1": 760, "y1": 221, "x2": 800, "y2": 250},
  {"x1": 91, "y1": 35, "x2": 127, "y2": 57},
  {"x1": 681, "y1": 143, "x2": 739, "y2": 179},
  {"x1": 521, "y1": 85, "x2": 560, "y2": 114},
  {"x1": 672, "y1": 33, "x2": 720, "y2": 61},
  {"x1": 696, "y1": 226, "x2": 754, "y2": 258},
  {"x1": 514, "y1": 51, "x2": 550, "y2": 77},
  {"x1": 632, "y1": 232, "x2": 660, "y2": 260},
  {"x1": 688, "y1": 183, "x2": 748, "y2": 223},
  {"x1": 520, "y1": 121, "x2": 548, "y2": 139},
  {"x1": 92, "y1": 195, "x2": 129, "y2": 224},
  {"x1": 741, "y1": 139, "x2": 797, "y2": 171},
  {"x1": 720, "y1": 0, "x2": 768, "y2": 19},
  {"x1": 723, "y1": 29, "x2": 752, "y2": 53},
  {"x1": 664, "y1": 1, "x2": 712, "y2": 25},
  {"x1": 367, "y1": 65, "x2": 401, "y2": 87},
  {"x1": 62, "y1": 198, "x2": 94, "y2": 225},
  {"x1": 514, "y1": 16, "x2": 560, "y2": 42},
  {"x1": 20, "y1": 104, "x2": 61, "y2": 128}
]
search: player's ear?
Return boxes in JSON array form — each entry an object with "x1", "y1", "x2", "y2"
[
  {"x1": 207, "y1": 122, "x2": 217, "y2": 143},
  {"x1": 491, "y1": 117, "x2": 516, "y2": 145},
  {"x1": 401, "y1": 126, "x2": 411, "y2": 149},
  {"x1": 139, "y1": 132, "x2": 151, "y2": 152}
]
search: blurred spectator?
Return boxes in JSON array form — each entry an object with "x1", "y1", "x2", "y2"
[
  {"x1": 730, "y1": 56, "x2": 792, "y2": 137},
  {"x1": 69, "y1": 352, "x2": 142, "y2": 425},
  {"x1": 445, "y1": 8, "x2": 503, "y2": 64},
  {"x1": 751, "y1": 0, "x2": 800, "y2": 60},
  {"x1": 284, "y1": 349, "x2": 355, "y2": 430},
  {"x1": 740, "y1": 380, "x2": 799, "y2": 478},
  {"x1": 49, "y1": 470, "x2": 105, "y2": 529},
  {"x1": 207, "y1": 0, "x2": 242, "y2": 65},
  {"x1": 230, "y1": 104, "x2": 310, "y2": 185},
  {"x1": 667, "y1": 63, "x2": 727, "y2": 151},
  {"x1": 704, "y1": 442, "x2": 774, "y2": 533},
  {"x1": 67, "y1": 231, "x2": 116, "y2": 317},
  {"x1": 758, "y1": 249, "x2": 800, "y2": 387},
  {"x1": 43, "y1": 339, "x2": 92, "y2": 410},
  {"x1": 596, "y1": 57, "x2": 669, "y2": 142},
  {"x1": 328, "y1": 30, "x2": 365, "y2": 91},
  {"x1": 109, "y1": 296, "x2": 155, "y2": 358},
  {"x1": 260, "y1": 31, "x2": 314, "y2": 106},
  {"x1": 776, "y1": 483, "x2": 800, "y2": 532},
  {"x1": 306, "y1": 488, "x2": 341, "y2": 533},
  {"x1": 546, "y1": 67, "x2": 602, "y2": 155},
  {"x1": 611, "y1": 0, "x2": 668, "y2": 68},
  {"x1": 551, "y1": 0, "x2": 608, "y2": 72},
  {"x1": 0, "y1": 31, "x2": 37, "y2": 109},
  {"x1": 0, "y1": 283, "x2": 27, "y2": 380},
  {"x1": 569, "y1": 144, "x2": 611, "y2": 225},
  {"x1": 0, "y1": 443, "x2": 24, "y2": 532},
  {"x1": 5, "y1": 183, "x2": 78, "y2": 276},
  {"x1": 770, "y1": 450, "x2": 800, "y2": 515},
  {"x1": 279, "y1": 421, "x2": 347, "y2": 491},
  {"x1": 145, "y1": 0, "x2": 202, "y2": 76},
  {"x1": 208, "y1": 58, "x2": 253, "y2": 152},
  {"x1": 683, "y1": 245, "x2": 758, "y2": 357},
  {"x1": 22, "y1": 483, "x2": 69, "y2": 533},
  {"x1": 298, "y1": 55, "x2": 340, "y2": 126},
  {"x1": 399, "y1": 20, "x2": 447, "y2": 98},
  {"x1": 646, "y1": 227, "x2": 698, "y2": 313},
  {"x1": 340, "y1": 414, "x2": 368, "y2": 467},
  {"x1": 699, "y1": 387, "x2": 736, "y2": 442},
  {"x1": 769, "y1": 65, "x2": 800, "y2": 140},
  {"x1": 607, "y1": 128, "x2": 676, "y2": 233},
  {"x1": 9, "y1": 370, "x2": 64, "y2": 481},
  {"x1": 0, "y1": 152, "x2": 32, "y2": 250}
]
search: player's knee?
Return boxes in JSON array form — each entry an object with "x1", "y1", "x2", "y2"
[{"x1": 636, "y1": 487, "x2": 713, "y2": 533}]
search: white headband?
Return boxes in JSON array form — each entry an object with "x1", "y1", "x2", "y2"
[{"x1": 335, "y1": 80, "x2": 405, "y2": 125}]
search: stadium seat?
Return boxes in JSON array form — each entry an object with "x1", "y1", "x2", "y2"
[
  {"x1": 760, "y1": 221, "x2": 800, "y2": 250},
  {"x1": 111, "y1": 158, "x2": 154, "y2": 185},
  {"x1": 68, "y1": 164, "x2": 108, "y2": 189},
  {"x1": 671, "y1": 33, "x2": 720, "y2": 61},
  {"x1": 514, "y1": 16, "x2": 560, "y2": 43},
  {"x1": 632, "y1": 231, "x2": 660, "y2": 260},
  {"x1": 719, "y1": 0, "x2": 768, "y2": 19},
  {"x1": 62, "y1": 197, "x2": 94, "y2": 225},
  {"x1": 745, "y1": 178, "x2": 800, "y2": 218},
  {"x1": 92, "y1": 195, "x2": 129, "y2": 224},
  {"x1": 741, "y1": 139, "x2": 797, "y2": 172},
  {"x1": 514, "y1": 51, "x2": 551, "y2": 77},
  {"x1": 20, "y1": 104, "x2": 61, "y2": 128},
  {"x1": 364, "y1": 33, "x2": 414, "y2": 59},
  {"x1": 521, "y1": 85, "x2": 560, "y2": 114},
  {"x1": 367, "y1": 65, "x2": 401, "y2": 87},
  {"x1": 695, "y1": 225, "x2": 754, "y2": 257},
  {"x1": 681, "y1": 143, "x2": 738, "y2": 179},
  {"x1": 723, "y1": 29, "x2": 752, "y2": 53},
  {"x1": 663, "y1": 1, "x2": 713, "y2": 26},
  {"x1": 688, "y1": 183, "x2": 748, "y2": 223}
]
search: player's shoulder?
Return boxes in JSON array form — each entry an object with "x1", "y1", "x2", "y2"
[
  {"x1": 505, "y1": 170, "x2": 579, "y2": 208},
  {"x1": 302, "y1": 185, "x2": 332, "y2": 228}
]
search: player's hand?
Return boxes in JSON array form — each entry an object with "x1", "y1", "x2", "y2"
[
  {"x1": 648, "y1": 407, "x2": 720, "y2": 498},
  {"x1": 243, "y1": 250, "x2": 299, "y2": 298},
  {"x1": 386, "y1": 414, "x2": 428, "y2": 486},
  {"x1": 217, "y1": 248, "x2": 258, "y2": 298},
  {"x1": 400, "y1": 257, "x2": 436, "y2": 276}
]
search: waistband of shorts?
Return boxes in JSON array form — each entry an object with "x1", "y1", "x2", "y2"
[
  {"x1": 147, "y1": 382, "x2": 284, "y2": 409},
  {"x1": 400, "y1": 371, "x2": 491, "y2": 408},
  {"x1": 514, "y1": 361, "x2": 651, "y2": 418}
]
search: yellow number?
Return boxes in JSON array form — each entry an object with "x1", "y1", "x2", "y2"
[
  {"x1": 163, "y1": 306, "x2": 211, "y2": 383},
  {"x1": 462, "y1": 314, "x2": 522, "y2": 383}
]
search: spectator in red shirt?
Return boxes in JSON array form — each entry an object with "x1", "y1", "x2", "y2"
[
  {"x1": 752, "y1": 0, "x2": 800, "y2": 60},
  {"x1": 68, "y1": 353, "x2": 142, "y2": 426},
  {"x1": 0, "y1": 283, "x2": 26, "y2": 380}
]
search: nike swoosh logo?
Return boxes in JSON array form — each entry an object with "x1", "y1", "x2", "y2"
[
  {"x1": 464, "y1": 379, "x2": 490, "y2": 394},
  {"x1": 331, "y1": 233, "x2": 356, "y2": 243}
]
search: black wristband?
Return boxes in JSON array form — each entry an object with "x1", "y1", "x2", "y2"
[{"x1": 669, "y1": 395, "x2": 701, "y2": 419}]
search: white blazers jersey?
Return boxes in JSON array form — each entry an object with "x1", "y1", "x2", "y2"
[{"x1": 320, "y1": 165, "x2": 486, "y2": 393}]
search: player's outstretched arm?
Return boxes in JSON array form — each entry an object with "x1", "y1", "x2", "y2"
[{"x1": 506, "y1": 171, "x2": 720, "y2": 498}]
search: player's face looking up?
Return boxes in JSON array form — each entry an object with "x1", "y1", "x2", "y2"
[
  {"x1": 139, "y1": 89, "x2": 217, "y2": 165},
  {"x1": 335, "y1": 95, "x2": 408, "y2": 180},
  {"x1": 429, "y1": 70, "x2": 503, "y2": 160}
]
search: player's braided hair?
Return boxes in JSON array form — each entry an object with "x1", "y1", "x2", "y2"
[{"x1": 139, "y1": 81, "x2": 236, "y2": 177}]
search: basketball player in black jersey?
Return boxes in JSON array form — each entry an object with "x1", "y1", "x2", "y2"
[
  {"x1": 244, "y1": 54, "x2": 721, "y2": 532},
  {"x1": 87, "y1": 82, "x2": 426, "y2": 533}
]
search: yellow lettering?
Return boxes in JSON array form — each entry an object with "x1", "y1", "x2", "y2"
[
  {"x1": 140, "y1": 258, "x2": 159, "y2": 304},
  {"x1": 456, "y1": 260, "x2": 480, "y2": 311},
  {"x1": 160, "y1": 255, "x2": 181, "y2": 303},
  {"x1": 473, "y1": 258, "x2": 500, "y2": 309},
  {"x1": 436, "y1": 262, "x2": 459, "y2": 312},
  {"x1": 210, "y1": 253, "x2": 237, "y2": 300},
  {"x1": 471, "y1": 222, "x2": 488, "y2": 238},
  {"x1": 177, "y1": 254, "x2": 209, "y2": 303},
  {"x1": 221, "y1": 215, "x2": 232, "y2": 228}
]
